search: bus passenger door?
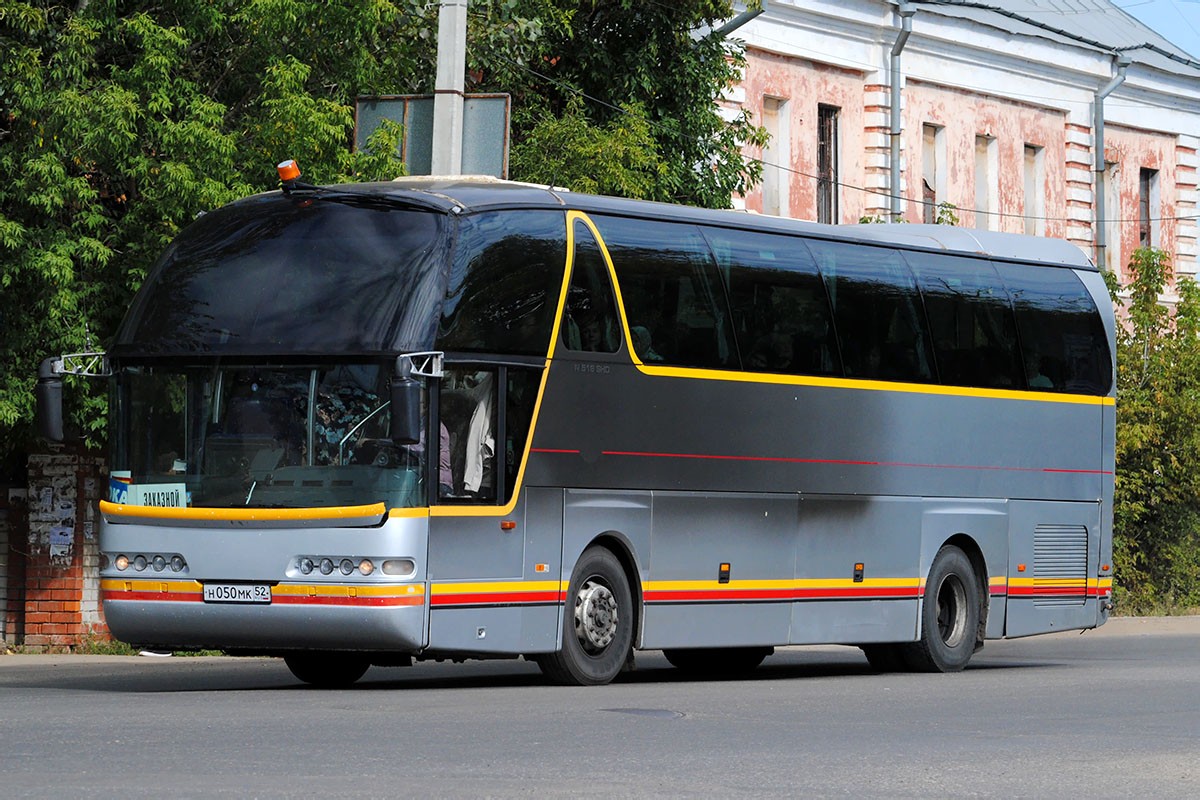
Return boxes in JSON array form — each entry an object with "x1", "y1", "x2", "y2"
[{"x1": 426, "y1": 364, "x2": 562, "y2": 655}]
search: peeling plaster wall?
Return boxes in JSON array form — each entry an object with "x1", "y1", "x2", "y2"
[
  {"x1": 901, "y1": 81, "x2": 1067, "y2": 237},
  {"x1": 730, "y1": 0, "x2": 1200, "y2": 295},
  {"x1": 740, "y1": 48, "x2": 868, "y2": 223}
]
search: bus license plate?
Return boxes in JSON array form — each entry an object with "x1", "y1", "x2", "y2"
[{"x1": 203, "y1": 583, "x2": 272, "y2": 604}]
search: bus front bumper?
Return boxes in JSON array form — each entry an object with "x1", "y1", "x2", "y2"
[{"x1": 101, "y1": 580, "x2": 427, "y2": 652}]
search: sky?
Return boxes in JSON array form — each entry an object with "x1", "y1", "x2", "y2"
[{"x1": 1119, "y1": 0, "x2": 1200, "y2": 59}]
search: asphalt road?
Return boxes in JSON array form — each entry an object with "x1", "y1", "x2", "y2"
[{"x1": 1, "y1": 617, "x2": 1197, "y2": 798}]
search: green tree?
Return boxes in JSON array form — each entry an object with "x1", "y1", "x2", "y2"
[
  {"x1": 0, "y1": 0, "x2": 765, "y2": 475},
  {"x1": 481, "y1": 0, "x2": 767, "y2": 205},
  {"x1": 1107, "y1": 247, "x2": 1200, "y2": 611},
  {"x1": 0, "y1": 0, "x2": 415, "y2": 473}
]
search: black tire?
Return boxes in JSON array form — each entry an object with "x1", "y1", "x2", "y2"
[
  {"x1": 284, "y1": 653, "x2": 370, "y2": 687},
  {"x1": 903, "y1": 545, "x2": 981, "y2": 672},
  {"x1": 663, "y1": 646, "x2": 773, "y2": 676},
  {"x1": 536, "y1": 546, "x2": 633, "y2": 686},
  {"x1": 859, "y1": 643, "x2": 909, "y2": 672}
]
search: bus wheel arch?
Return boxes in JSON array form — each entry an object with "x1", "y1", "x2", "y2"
[
  {"x1": 537, "y1": 542, "x2": 635, "y2": 685},
  {"x1": 942, "y1": 532, "x2": 990, "y2": 650},
  {"x1": 905, "y1": 542, "x2": 983, "y2": 672},
  {"x1": 588, "y1": 531, "x2": 643, "y2": 651}
]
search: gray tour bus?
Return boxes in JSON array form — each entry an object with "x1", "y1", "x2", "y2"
[{"x1": 37, "y1": 177, "x2": 1115, "y2": 686}]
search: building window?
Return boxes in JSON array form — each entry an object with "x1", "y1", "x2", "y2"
[
  {"x1": 922, "y1": 124, "x2": 944, "y2": 224},
  {"x1": 1139, "y1": 168, "x2": 1159, "y2": 248},
  {"x1": 817, "y1": 105, "x2": 839, "y2": 224},
  {"x1": 1023, "y1": 144, "x2": 1045, "y2": 236},
  {"x1": 974, "y1": 135, "x2": 997, "y2": 231},
  {"x1": 761, "y1": 96, "x2": 790, "y2": 217}
]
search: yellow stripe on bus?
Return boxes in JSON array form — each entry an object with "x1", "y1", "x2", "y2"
[
  {"x1": 431, "y1": 580, "x2": 568, "y2": 595},
  {"x1": 99, "y1": 500, "x2": 386, "y2": 522},
  {"x1": 642, "y1": 578, "x2": 921, "y2": 591},
  {"x1": 101, "y1": 579, "x2": 201, "y2": 592},
  {"x1": 273, "y1": 583, "x2": 424, "y2": 598}
]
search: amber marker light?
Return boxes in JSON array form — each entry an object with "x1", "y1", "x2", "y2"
[
  {"x1": 500, "y1": 520, "x2": 516, "y2": 530},
  {"x1": 1017, "y1": 564, "x2": 1026, "y2": 572},
  {"x1": 277, "y1": 159, "x2": 301, "y2": 182}
]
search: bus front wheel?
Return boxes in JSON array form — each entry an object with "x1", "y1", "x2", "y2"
[
  {"x1": 284, "y1": 653, "x2": 370, "y2": 687},
  {"x1": 536, "y1": 546, "x2": 633, "y2": 686},
  {"x1": 904, "y1": 545, "x2": 980, "y2": 672}
]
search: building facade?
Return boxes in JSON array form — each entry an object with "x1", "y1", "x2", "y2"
[{"x1": 726, "y1": 0, "x2": 1200, "y2": 289}]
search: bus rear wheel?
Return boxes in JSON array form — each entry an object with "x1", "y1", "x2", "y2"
[
  {"x1": 284, "y1": 653, "x2": 370, "y2": 687},
  {"x1": 663, "y1": 646, "x2": 773, "y2": 676},
  {"x1": 536, "y1": 546, "x2": 633, "y2": 686},
  {"x1": 903, "y1": 545, "x2": 980, "y2": 672}
]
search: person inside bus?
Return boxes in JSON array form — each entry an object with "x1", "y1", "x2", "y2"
[{"x1": 1025, "y1": 351, "x2": 1054, "y2": 389}]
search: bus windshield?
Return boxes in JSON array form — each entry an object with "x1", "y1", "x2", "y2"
[
  {"x1": 115, "y1": 196, "x2": 447, "y2": 357},
  {"x1": 109, "y1": 363, "x2": 427, "y2": 509}
]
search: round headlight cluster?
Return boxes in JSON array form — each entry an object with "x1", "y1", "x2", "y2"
[
  {"x1": 112, "y1": 553, "x2": 187, "y2": 573},
  {"x1": 296, "y1": 555, "x2": 376, "y2": 577}
]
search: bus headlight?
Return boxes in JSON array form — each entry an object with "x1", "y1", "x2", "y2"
[
  {"x1": 133, "y1": 555, "x2": 148, "y2": 571},
  {"x1": 339, "y1": 558, "x2": 354, "y2": 576},
  {"x1": 152, "y1": 555, "x2": 167, "y2": 572},
  {"x1": 358, "y1": 559, "x2": 375, "y2": 576},
  {"x1": 115, "y1": 554, "x2": 130, "y2": 571},
  {"x1": 299, "y1": 557, "x2": 314, "y2": 575},
  {"x1": 319, "y1": 558, "x2": 334, "y2": 575},
  {"x1": 382, "y1": 559, "x2": 415, "y2": 577}
]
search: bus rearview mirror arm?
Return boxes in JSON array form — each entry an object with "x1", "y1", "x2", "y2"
[{"x1": 389, "y1": 355, "x2": 422, "y2": 445}]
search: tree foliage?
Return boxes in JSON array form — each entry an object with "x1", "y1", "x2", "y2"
[
  {"x1": 0, "y1": 0, "x2": 764, "y2": 476},
  {"x1": 492, "y1": 0, "x2": 767, "y2": 206},
  {"x1": 1107, "y1": 248, "x2": 1200, "y2": 611}
]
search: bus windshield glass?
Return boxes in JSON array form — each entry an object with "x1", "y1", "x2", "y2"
[
  {"x1": 109, "y1": 363, "x2": 427, "y2": 509},
  {"x1": 116, "y1": 196, "x2": 447, "y2": 356}
]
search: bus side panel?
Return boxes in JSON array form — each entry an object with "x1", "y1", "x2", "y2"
[
  {"x1": 562, "y1": 489, "x2": 652, "y2": 649},
  {"x1": 639, "y1": 491, "x2": 796, "y2": 650},
  {"x1": 918, "y1": 501, "x2": 1010, "y2": 640},
  {"x1": 1004, "y1": 499, "x2": 1102, "y2": 637},
  {"x1": 790, "y1": 495, "x2": 921, "y2": 645}
]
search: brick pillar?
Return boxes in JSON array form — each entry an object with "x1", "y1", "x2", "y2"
[
  {"x1": 23, "y1": 448, "x2": 109, "y2": 650},
  {"x1": 1175, "y1": 137, "x2": 1198, "y2": 280},
  {"x1": 863, "y1": 83, "x2": 896, "y2": 221},
  {"x1": 1064, "y1": 123, "x2": 1096, "y2": 258}
]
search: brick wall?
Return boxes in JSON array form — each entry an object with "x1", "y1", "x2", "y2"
[{"x1": 19, "y1": 448, "x2": 109, "y2": 649}]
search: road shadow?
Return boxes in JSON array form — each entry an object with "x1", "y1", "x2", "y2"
[{"x1": 0, "y1": 649, "x2": 1067, "y2": 694}]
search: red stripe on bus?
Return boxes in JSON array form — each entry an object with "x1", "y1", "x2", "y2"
[
  {"x1": 431, "y1": 591, "x2": 566, "y2": 606},
  {"x1": 102, "y1": 591, "x2": 423, "y2": 607},
  {"x1": 530, "y1": 448, "x2": 582, "y2": 454},
  {"x1": 272, "y1": 595, "x2": 424, "y2": 607},
  {"x1": 643, "y1": 587, "x2": 921, "y2": 603},
  {"x1": 602, "y1": 450, "x2": 878, "y2": 466},
  {"x1": 587, "y1": 449, "x2": 1112, "y2": 475},
  {"x1": 101, "y1": 590, "x2": 202, "y2": 603}
]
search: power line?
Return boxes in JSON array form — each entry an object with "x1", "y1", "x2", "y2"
[{"x1": 500, "y1": 55, "x2": 1200, "y2": 226}]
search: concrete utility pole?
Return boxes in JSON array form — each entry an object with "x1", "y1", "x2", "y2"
[{"x1": 431, "y1": 0, "x2": 468, "y2": 176}]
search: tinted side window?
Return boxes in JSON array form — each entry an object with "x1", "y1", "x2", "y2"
[
  {"x1": 438, "y1": 211, "x2": 567, "y2": 356},
  {"x1": 561, "y1": 222, "x2": 620, "y2": 353},
  {"x1": 993, "y1": 263, "x2": 1112, "y2": 395},
  {"x1": 905, "y1": 253, "x2": 1023, "y2": 389},
  {"x1": 704, "y1": 227, "x2": 840, "y2": 377},
  {"x1": 807, "y1": 240, "x2": 935, "y2": 383},
  {"x1": 594, "y1": 216, "x2": 735, "y2": 369}
]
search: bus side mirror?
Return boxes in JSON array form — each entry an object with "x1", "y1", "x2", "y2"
[
  {"x1": 36, "y1": 358, "x2": 64, "y2": 442},
  {"x1": 389, "y1": 357, "x2": 421, "y2": 445}
]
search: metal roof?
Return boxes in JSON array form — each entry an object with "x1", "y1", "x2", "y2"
[
  {"x1": 912, "y1": 0, "x2": 1200, "y2": 75},
  {"x1": 267, "y1": 179, "x2": 1095, "y2": 270}
]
